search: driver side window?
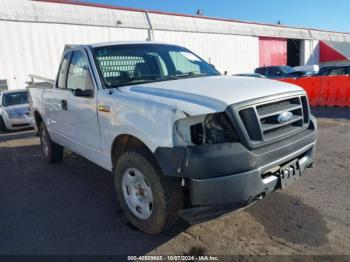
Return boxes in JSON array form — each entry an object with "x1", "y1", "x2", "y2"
[{"x1": 67, "y1": 51, "x2": 94, "y2": 91}]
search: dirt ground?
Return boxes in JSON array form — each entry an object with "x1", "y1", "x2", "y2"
[{"x1": 0, "y1": 107, "x2": 349, "y2": 256}]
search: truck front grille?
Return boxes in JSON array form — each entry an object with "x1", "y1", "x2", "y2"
[{"x1": 238, "y1": 95, "x2": 310, "y2": 145}]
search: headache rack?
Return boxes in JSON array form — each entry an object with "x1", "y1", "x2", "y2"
[
  {"x1": 234, "y1": 94, "x2": 310, "y2": 148},
  {"x1": 27, "y1": 75, "x2": 54, "y2": 89}
]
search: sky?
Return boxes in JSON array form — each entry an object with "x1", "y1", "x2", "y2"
[{"x1": 83, "y1": 0, "x2": 349, "y2": 32}]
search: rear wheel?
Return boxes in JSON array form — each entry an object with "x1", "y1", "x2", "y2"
[
  {"x1": 0, "y1": 116, "x2": 7, "y2": 132},
  {"x1": 39, "y1": 122, "x2": 63, "y2": 163},
  {"x1": 114, "y1": 150, "x2": 183, "y2": 235}
]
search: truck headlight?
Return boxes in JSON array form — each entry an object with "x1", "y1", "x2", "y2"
[{"x1": 174, "y1": 112, "x2": 238, "y2": 146}]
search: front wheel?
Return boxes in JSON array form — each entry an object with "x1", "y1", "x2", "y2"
[
  {"x1": 39, "y1": 122, "x2": 63, "y2": 163},
  {"x1": 114, "y1": 151, "x2": 184, "y2": 234}
]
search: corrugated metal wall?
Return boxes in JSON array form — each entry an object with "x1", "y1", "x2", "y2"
[
  {"x1": 153, "y1": 31, "x2": 259, "y2": 74},
  {"x1": 3, "y1": 0, "x2": 350, "y2": 41},
  {"x1": 0, "y1": 0, "x2": 349, "y2": 89},
  {"x1": 0, "y1": 20, "x2": 259, "y2": 89},
  {"x1": 0, "y1": 20, "x2": 148, "y2": 89}
]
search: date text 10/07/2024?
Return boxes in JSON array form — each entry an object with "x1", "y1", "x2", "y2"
[{"x1": 127, "y1": 255, "x2": 219, "y2": 261}]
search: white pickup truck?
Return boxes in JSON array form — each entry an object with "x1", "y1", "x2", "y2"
[{"x1": 29, "y1": 42, "x2": 317, "y2": 234}]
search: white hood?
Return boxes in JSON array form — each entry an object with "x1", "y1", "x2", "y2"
[
  {"x1": 5, "y1": 104, "x2": 30, "y2": 115},
  {"x1": 119, "y1": 76, "x2": 304, "y2": 115}
]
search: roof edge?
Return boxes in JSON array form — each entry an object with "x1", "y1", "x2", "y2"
[{"x1": 33, "y1": 0, "x2": 350, "y2": 36}]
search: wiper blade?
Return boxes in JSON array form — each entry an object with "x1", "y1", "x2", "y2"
[
  {"x1": 105, "y1": 73, "x2": 205, "y2": 88},
  {"x1": 172, "y1": 72, "x2": 207, "y2": 78},
  {"x1": 106, "y1": 73, "x2": 208, "y2": 88},
  {"x1": 109, "y1": 76, "x2": 178, "y2": 88},
  {"x1": 104, "y1": 75, "x2": 162, "y2": 88}
]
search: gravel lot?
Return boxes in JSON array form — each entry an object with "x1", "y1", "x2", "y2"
[{"x1": 0, "y1": 107, "x2": 349, "y2": 255}]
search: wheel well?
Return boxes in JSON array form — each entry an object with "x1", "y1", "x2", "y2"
[
  {"x1": 34, "y1": 111, "x2": 43, "y2": 128},
  {"x1": 111, "y1": 135, "x2": 153, "y2": 168}
]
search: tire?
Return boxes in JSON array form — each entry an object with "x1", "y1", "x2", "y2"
[
  {"x1": 39, "y1": 122, "x2": 63, "y2": 163},
  {"x1": 114, "y1": 150, "x2": 183, "y2": 235},
  {"x1": 0, "y1": 116, "x2": 7, "y2": 132}
]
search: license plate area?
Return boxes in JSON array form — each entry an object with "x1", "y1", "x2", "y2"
[{"x1": 279, "y1": 159, "x2": 302, "y2": 189}]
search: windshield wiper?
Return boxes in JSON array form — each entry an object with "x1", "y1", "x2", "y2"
[
  {"x1": 172, "y1": 72, "x2": 207, "y2": 78},
  {"x1": 105, "y1": 73, "x2": 207, "y2": 89},
  {"x1": 108, "y1": 75, "x2": 179, "y2": 88}
]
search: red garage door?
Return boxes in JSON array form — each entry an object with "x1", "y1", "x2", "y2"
[{"x1": 259, "y1": 37, "x2": 287, "y2": 67}]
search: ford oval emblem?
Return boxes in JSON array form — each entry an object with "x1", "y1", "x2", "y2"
[{"x1": 277, "y1": 111, "x2": 293, "y2": 123}]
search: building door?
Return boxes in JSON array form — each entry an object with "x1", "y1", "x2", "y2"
[
  {"x1": 287, "y1": 39, "x2": 301, "y2": 67},
  {"x1": 259, "y1": 37, "x2": 287, "y2": 67}
]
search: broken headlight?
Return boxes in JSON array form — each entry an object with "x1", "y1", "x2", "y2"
[{"x1": 175, "y1": 112, "x2": 238, "y2": 146}]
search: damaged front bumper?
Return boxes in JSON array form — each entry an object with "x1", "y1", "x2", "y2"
[{"x1": 154, "y1": 117, "x2": 317, "y2": 208}]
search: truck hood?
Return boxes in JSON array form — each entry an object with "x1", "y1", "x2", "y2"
[
  {"x1": 119, "y1": 76, "x2": 304, "y2": 115},
  {"x1": 4, "y1": 104, "x2": 30, "y2": 115}
]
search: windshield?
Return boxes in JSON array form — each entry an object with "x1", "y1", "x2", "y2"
[
  {"x1": 93, "y1": 44, "x2": 220, "y2": 87},
  {"x1": 2, "y1": 92, "x2": 28, "y2": 106},
  {"x1": 280, "y1": 66, "x2": 295, "y2": 74}
]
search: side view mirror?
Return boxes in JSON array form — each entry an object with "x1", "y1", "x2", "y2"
[
  {"x1": 73, "y1": 88, "x2": 93, "y2": 97},
  {"x1": 209, "y1": 64, "x2": 216, "y2": 69}
]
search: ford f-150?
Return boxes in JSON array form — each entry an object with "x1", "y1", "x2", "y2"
[{"x1": 29, "y1": 42, "x2": 317, "y2": 234}]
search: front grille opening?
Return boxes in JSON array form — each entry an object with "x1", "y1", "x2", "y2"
[
  {"x1": 239, "y1": 108, "x2": 262, "y2": 141},
  {"x1": 293, "y1": 108, "x2": 303, "y2": 117},
  {"x1": 238, "y1": 95, "x2": 310, "y2": 147},
  {"x1": 263, "y1": 119, "x2": 303, "y2": 139},
  {"x1": 256, "y1": 97, "x2": 300, "y2": 116},
  {"x1": 261, "y1": 108, "x2": 303, "y2": 125}
]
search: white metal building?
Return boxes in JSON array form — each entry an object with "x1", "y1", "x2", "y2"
[{"x1": 1, "y1": 0, "x2": 350, "y2": 90}]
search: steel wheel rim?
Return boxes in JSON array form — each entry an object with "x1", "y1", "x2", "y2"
[
  {"x1": 122, "y1": 168, "x2": 153, "y2": 220},
  {"x1": 41, "y1": 128, "x2": 49, "y2": 156}
]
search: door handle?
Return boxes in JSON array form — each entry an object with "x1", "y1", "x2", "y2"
[{"x1": 61, "y1": 99, "x2": 68, "y2": 111}]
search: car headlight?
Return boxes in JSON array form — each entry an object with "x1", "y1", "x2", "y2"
[
  {"x1": 174, "y1": 112, "x2": 238, "y2": 146},
  {"x1": 5, "y1": 110, "x2": 22, "y2": 119}
]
